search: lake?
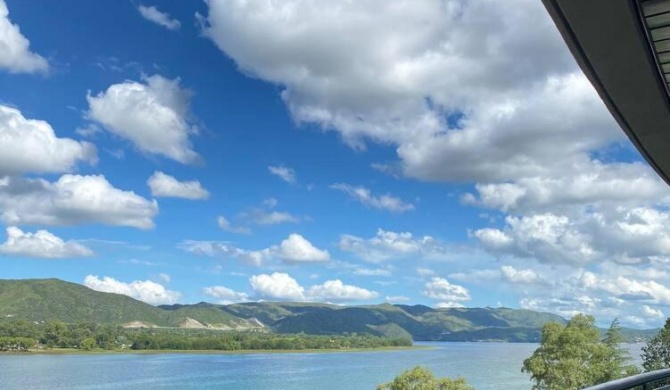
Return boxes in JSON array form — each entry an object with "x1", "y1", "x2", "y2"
[{"x1": 0, "y1": 342, "x2": 645, "y2": 389}]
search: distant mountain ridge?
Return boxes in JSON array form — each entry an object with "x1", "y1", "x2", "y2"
[
  {"x1": 0, "y1": 279, "x2": 259, "y2": 330},
  {"x1": 0, "y1": 279, "x2": 656, "y2": 342}
]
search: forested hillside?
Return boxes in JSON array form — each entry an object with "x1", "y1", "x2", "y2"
[{"x1": 0, "y1": 279, "x2": 654, "y2": 342}]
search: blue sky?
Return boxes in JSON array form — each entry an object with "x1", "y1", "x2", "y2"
[{"x1": 2, "y1": 0, "x2": 670, "y2": 328}]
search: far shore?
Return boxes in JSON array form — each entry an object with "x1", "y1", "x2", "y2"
[{"x1": 2, "y1": 345, "x2": 429, "y2": 356}]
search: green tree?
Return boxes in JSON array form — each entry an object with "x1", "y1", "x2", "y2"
[
  {"x1": 522, "y1": 314, "x2": 635, "y2": 390},
  {"x1": 42, "y1": 320, "x2": 70, "y2": 347},
  {"x1": 601, "y1": 319, "x2": 639, "y2": 380},
  {"x1": 376, "y1": 366, "x2": 474, "y2": 390},
  {"x1": 80, "y1": 337, "x2": 96, "y2": 351},
  {"x1": 642, "y1": 318, "x2": 670, "y2": 372}
]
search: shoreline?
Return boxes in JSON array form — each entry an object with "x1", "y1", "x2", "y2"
[{"x1": 2, "y1": 345, "x2": 428, "y2": 356}]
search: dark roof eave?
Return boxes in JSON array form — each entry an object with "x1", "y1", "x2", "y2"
[{"x1": 541, "y1": 0, "x2": 670, "y2": 187}]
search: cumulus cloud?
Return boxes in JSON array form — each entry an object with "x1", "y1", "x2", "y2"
[
  {"x1": 232, "y1": 198, "x2": 302, "y2": 226},
  {"x1": 181, "y1": 233, "x2": 328, "y2": 265},
  {"x1": 423, "y1": 277, "x2": 471, "y2": 305},
  {"x1": 147, "y1": 171, "x2": 209, "y2": 200},
  {"x1": 202, "y1": 285, "x2": 249, "y2": 303},
  {"x1": 330, "y1": 184, "x2": 414, "y2": 213},
  {"x1": 0, "y1": 0, "x2": 48, "y2": 73},
  {"x1": 0, "y1": 226, "x2": 93, "y2": 258},
  {"x1": 137, "y1": 5, "x2": 181, "y2": 31},
  {"x1": 643, "y1": 305, "x2": 664, "y2": 319},
  {"x1": 435, "y1": 301, "x2": 466, "y2": 309},
  {"x1": 339, "y1": 229, "x2": 444, "y2": 263},
  {"x1": 249, "y1": 272, "x2": 377, "y2": 301},
  {"x1": 474, "y1": 207, "x2": 670, "y2": 266},
  {"x1": 249, "y1": 272, "x2": 306, "y2": 300},
  {"x1": 179, "y1": 240, "x2": 271, "y2": 266},
  {"x1": 457, "y1": 260, "x2": 670, "y2": 327},
  {"x1": 0, "y1": 105, "x2": 97, "y2": 175},
  {"x1": 500, "y1": 265, "x2": 543, "y2": 285},
  {"x1": 268, "y1": 165, "x2": 296, "y2": 184},
  {"x1": 463, "y1": 161, "x2": 670, "y2": 214},
  {"x1": 201, "y1": 0, "x2": 619, "y2": 183},
  {"x1": 307, "y1": 279, "x2": 378, "y2": 301},
  {"x1": 278, "y1": 233, "x2": 330, "y2": 262},
  {"x1": 217, "y1": 215, "x2": 251, "y2": 234},
  {"x1": 241, "y1": 208, "x2": 299, "y2": 225},
  {"x1": 0, "y1": 175, "x2": 158, "y2": 229},
  {"x1": 84, "y1": 275, "x2": 180, "y2": 305},
  {"x1": 448, "y1": 268, "x2": 501, "y2": 284},
  {"x1": 87, "y1": 75, "x2": 200, "y2": 164}
]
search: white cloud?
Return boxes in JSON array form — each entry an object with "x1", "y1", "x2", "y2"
[
  {"x1": 242, "y1": 208, "x2": 299, "y2": 225},
  {"x1": 643, "y1": 305, "x2": 664, "y2": 319},
  {"x1": 464, "y1": 161, "x2": 670, "y2": 214},
  {"x1": 423, "y1": 277, "x2": 470, "y2": 302},
  {"x1": 87, "y1": 75, "x2": 200, "y2": 164},
  {"x1": 447, "y1": 265, "x2": 545, "y2": 286},
  {"x1": 467, "y1": 261, "x2": 670, "y2": 327},
  {"x1": 249, "y1": 272, "x2": 377, "y2": 301},
  {"x1": 75, "y1": 124, "x2": 102, "y2": 138},
  {"x1": 339, "y1": 229, "x2": 444, "y2": 262},
  {"x1": 84, "y1": 275, "x2": 180, "y2": 305},
  {"x1": 353, "y1": 267, "x2": 392, "y2": 277},
  {"x1": 308, "y1": 279, "x2": 378, "y2": 301},
  {"x1": 474, "y1": 208, "x2": 670, "y2": 266},
  {"x1": 202, "y1": 285, "x2": 249, "y2": 304},
  {"x1": 229, "y1": 199, "x2": 301, "y2": 227},
  {"x1": 182, "y1": 233, "x2": 328, "y2": 265},
  {"x1": 385, "y1": 295, "x2": 410, "y2": 303},
  {"x1": 157, "y1": 273, "x2": 170, "y2": 283},
  {"x1": 435, "y1": 301, "x2": 465, "y2": 309},
  {"x1": 0, "y1": 0, "x2": 48, "y2": 73},
  {"x1": 217, "y1": 215, "x2": 251, "y2": 234},
  {"x1": 500, "y1": 265, "x2": 543, "y2": 285},
  {"x1": 180, "y1": 240, "x2": 271, "y2": 266},
  {"x1": 147, "y1": 171, "x2": 209, "y2": 200},
  {"x1": 0, "y1": 105, "x2": 97, "y2": 175},
  {"x1": 249, "y1": 272, "x2": 306, "y2": 300},
  {"x1": 0, "y1": 226, "x2": 93, "y2": 258},
  {"x1": 201, "y1": 0, "x2": 618, "y2": 184},
  {"x1": 416, "y1": 267, "x2": 435, "y2": 277},
  {"x1": 330, "y1": 184, "x2": 414, "y2": 213},
  {"x1": 278, "y1": 233, "x2": 329, "y2": 262},
  {"x1": 448, "y1": 268, "x2": 501, "y2": 284},
  {"x1": 268, "y1": 165, "x2": 296, "y2": 184},
  {"x1": 137, "y1": 5, "x2": 181, "y2": 31},
  {"x1": 583, "y1": 273, "x2": 670, "y2": 306},
  {"x1": 263, "y1": 198, "x2": 278, "y2": 208},
  {"x1": 0, "y1": 175, "x2": 158, "y2": 229}
]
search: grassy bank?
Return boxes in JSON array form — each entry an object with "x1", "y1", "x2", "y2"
[{"x1": 6, "y1": 345, "x2": 427, "y2": 355}]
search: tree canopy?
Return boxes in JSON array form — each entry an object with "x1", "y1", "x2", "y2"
[
  {"x1": 376, "y1": 366, "x2": 474, "y2": 390},
  {"x1": 522, "y1": 314, "x2": 638, "y2": 390},
  {"x1": 642, "y1": 318, "x2": 670, "y2": 372}
]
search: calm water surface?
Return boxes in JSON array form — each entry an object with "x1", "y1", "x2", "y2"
[{"x1": 0, "y1": 342, "x2": 645, "y2": 389}]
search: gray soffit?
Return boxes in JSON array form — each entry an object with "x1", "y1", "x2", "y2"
[{"x1": 542, "y1": 0, "x2": 670, "y2": 186}]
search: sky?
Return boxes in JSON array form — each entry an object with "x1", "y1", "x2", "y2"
[{"x1": 1, "y1": 0, "x2": 670, "y2": 329}]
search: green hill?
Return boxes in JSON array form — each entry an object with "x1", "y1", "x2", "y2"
[
  {"x1": 0, "y1": 279, "x2": 260, "y2": 329},
  {"x1": 0, "y1": 278, "x2": 167, "y2": 325},
  {"x1": 0, "y1": 279, "x2": 657, "y2": 342},
  {"x1": 219, "y1": 302, "x2": 567, "y2": 341}
]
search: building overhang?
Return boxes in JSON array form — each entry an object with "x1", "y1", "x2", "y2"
[{"x1": 542, "y1": 0, "x2": 670, "y2": 186}]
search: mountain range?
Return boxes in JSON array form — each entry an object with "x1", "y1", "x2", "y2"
[{"x1": 0, "y1": 279, "x2": 657, "y2": 342}]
